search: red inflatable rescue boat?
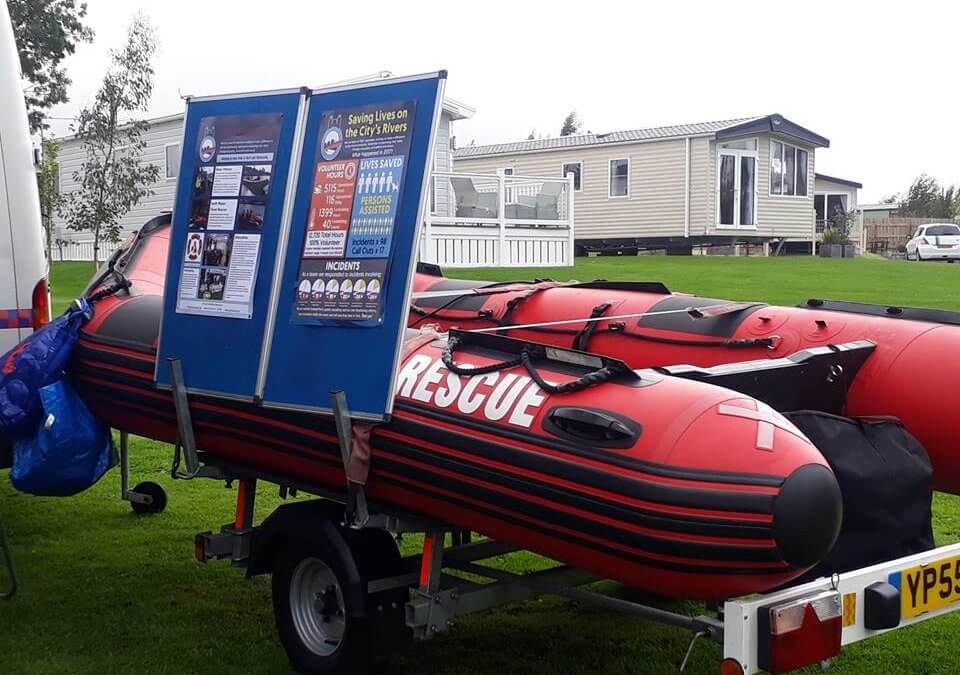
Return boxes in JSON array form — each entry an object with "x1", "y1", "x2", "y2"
[
  {"x1": 63, "y1": 217, "x2": 844, "y2": 600},
  {"x1": 412, "y1": 268, "x2": 960, "y2": 493}
]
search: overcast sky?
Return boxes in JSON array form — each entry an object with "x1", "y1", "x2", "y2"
[{"x1": 45, "y1": 0, "x2": 959, "y2": 202}]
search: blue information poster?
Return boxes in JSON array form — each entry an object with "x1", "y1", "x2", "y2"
[{"x1": 294, "y1": 100, "x2": 416, "y2": 323}]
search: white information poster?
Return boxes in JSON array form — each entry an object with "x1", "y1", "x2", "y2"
[{"x1": 175, "y1": 113, "x2": 281, "y2": 319}]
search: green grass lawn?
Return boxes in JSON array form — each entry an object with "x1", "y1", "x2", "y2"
[{"x1": 2, "y1": 255, "x2": 960, "y2": 674}]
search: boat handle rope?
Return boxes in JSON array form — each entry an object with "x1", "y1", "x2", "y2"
[{"x1": 441, "y1": 335, "x2": 627, "y2": 395}]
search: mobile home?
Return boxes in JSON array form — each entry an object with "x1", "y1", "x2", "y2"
[{"x1": 453, "y1": 114, "x2": 834, "y2": 254}]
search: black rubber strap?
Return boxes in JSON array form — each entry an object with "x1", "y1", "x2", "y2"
[
  {"x1": 572, "y1": 303, "x2": 612, "y2": 351},
  {"x1": 86, "y1": 278, "x2": 131, "y2": 303}
]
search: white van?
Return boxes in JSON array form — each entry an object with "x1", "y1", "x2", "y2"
[{"x1": 0, "y1": 0, "x2": 49, "y2": 355}]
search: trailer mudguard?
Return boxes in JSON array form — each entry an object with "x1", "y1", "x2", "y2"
[{"x1": 247, "y1": 500, "x2": 366, "y2": 619}]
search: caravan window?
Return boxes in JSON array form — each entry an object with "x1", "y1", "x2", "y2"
[
  {"x1": 562, "y1": 161, "x2": 582, "y2": 191},
  {"x1": 165, "y1": 143, "x2": 181, "y2": 179},
  {"x1": 609, "y1": 158, "x2": 629, "y2": 198},
  {"x1": 770, "y1": 140, "x2": 808, "y2": 197}
]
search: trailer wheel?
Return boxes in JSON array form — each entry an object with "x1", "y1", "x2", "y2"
[
  {"x1": 273, "y1": 543, "x2": 372, "y2": 675},
  {"x1": 130, "y1": 481, "x2": 167, "y2": 514}
]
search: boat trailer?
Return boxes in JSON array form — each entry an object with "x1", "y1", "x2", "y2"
[{"x1": 102, "y1": 346, "x2": 960, "y2": 674}]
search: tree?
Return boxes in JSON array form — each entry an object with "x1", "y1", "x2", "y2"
[
  {"x1": 899, "y1": 174, "x2": 957, "y2": 218},
  {"x1": 560, "y1": 111, "x2": 581, "y2": 136},
  {"x1": 8, "y1": 0, "x2": 94, "y2": 133},
  {"x1": 64, "y1": 15, "x2": 158, "y2": 266},
  {"x1": 37, "y1": 139, "x2": 63, "y2": 261}
]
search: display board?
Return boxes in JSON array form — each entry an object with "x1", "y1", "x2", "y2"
[
  {"x1": 155, "y1": 89, "x2": 306, "y2": 398},
  {"x1": 259, "y1": 73, "x2": 445, "y2": 419},
  {"x1": 155, "y1": 73, "x2": 445, "y2": 419}
]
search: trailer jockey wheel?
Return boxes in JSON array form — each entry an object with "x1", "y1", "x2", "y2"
[
  {"x1": 130, "y1": 481, "x2": 167, "y2": 514},
  {"x1": 273, "y1": 539, "x2": 374, "y2": 675}
]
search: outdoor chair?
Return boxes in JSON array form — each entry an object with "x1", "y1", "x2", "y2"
[
  {"x1": 451, "y1": 177, "x2": 498, "y2": 219},
  {"x1": 535, "y1": 182, "x2": 563, "y2": 221}
]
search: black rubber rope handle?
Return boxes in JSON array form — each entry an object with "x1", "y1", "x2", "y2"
[
  {"x1": 520, "y1": 349, "x2": 623, "y2": 395},
  {"x1": 441, "y1": 335, "x2": 523, "y2": 376}
]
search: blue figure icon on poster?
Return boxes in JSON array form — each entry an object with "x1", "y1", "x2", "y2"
[{"x1": 345, "y1": 154, "x2": 404, "y2": 257}]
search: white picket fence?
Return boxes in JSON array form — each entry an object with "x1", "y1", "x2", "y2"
[{"x1": 50, "y1": 239, "x2": 121, "y2": 262}]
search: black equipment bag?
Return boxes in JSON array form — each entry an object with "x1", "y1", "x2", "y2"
[{"x1": 786, "y1": 411, "x2": 934, "y2": 583}]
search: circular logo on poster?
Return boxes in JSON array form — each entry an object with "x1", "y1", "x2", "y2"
[
  {"x1": 185, "y1": 233, "x2": 204, "y2": 263},
  {"x1": 199, "y1": 135, "x2": 217, "y2": 163},
  {"x1": 297, "y1": 279, "x2": 311, "y2": 301},
  {"x1": 320, "y1": 127, "x2": 343, "y2": 161},
  {"x1": 345, "y1": 161, "x2": 357, "y2": 180}
]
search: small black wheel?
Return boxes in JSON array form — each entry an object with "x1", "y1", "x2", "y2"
[{"x1": 130, "y1": 481, "x2": 167, "y2": 514}]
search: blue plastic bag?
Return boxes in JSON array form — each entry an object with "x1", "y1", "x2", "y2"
[
  {"x1": 0, "y1": 298, "x2": 91, "y2": 437},
  {"x1": 10, "y1": 379, "x2": 115, "y2": 496}
]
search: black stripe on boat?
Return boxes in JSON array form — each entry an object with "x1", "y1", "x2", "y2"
[{"x1": 70, "y1": 366, "x2": 777, "y2": 544}]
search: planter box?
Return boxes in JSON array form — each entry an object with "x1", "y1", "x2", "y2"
[{"x1": 819, "y1": 243, "x2": 857, "y2": 258}]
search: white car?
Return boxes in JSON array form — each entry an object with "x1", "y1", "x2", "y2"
[{"x1": 906, "y1": 223, "x2": 960, "y2": 262}]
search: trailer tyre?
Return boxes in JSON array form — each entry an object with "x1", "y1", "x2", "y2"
[{"x1": 273, "y1": 542, "x2": 372, "y2": 675}]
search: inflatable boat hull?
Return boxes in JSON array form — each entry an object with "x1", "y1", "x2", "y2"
[{"x1": 412, "y1": 272, "x2": 960, "y2": 493}]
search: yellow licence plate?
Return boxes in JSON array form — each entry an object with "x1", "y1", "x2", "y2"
[{"x1": 899, "y1": 555, "x2": 960, "y2": 618}]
